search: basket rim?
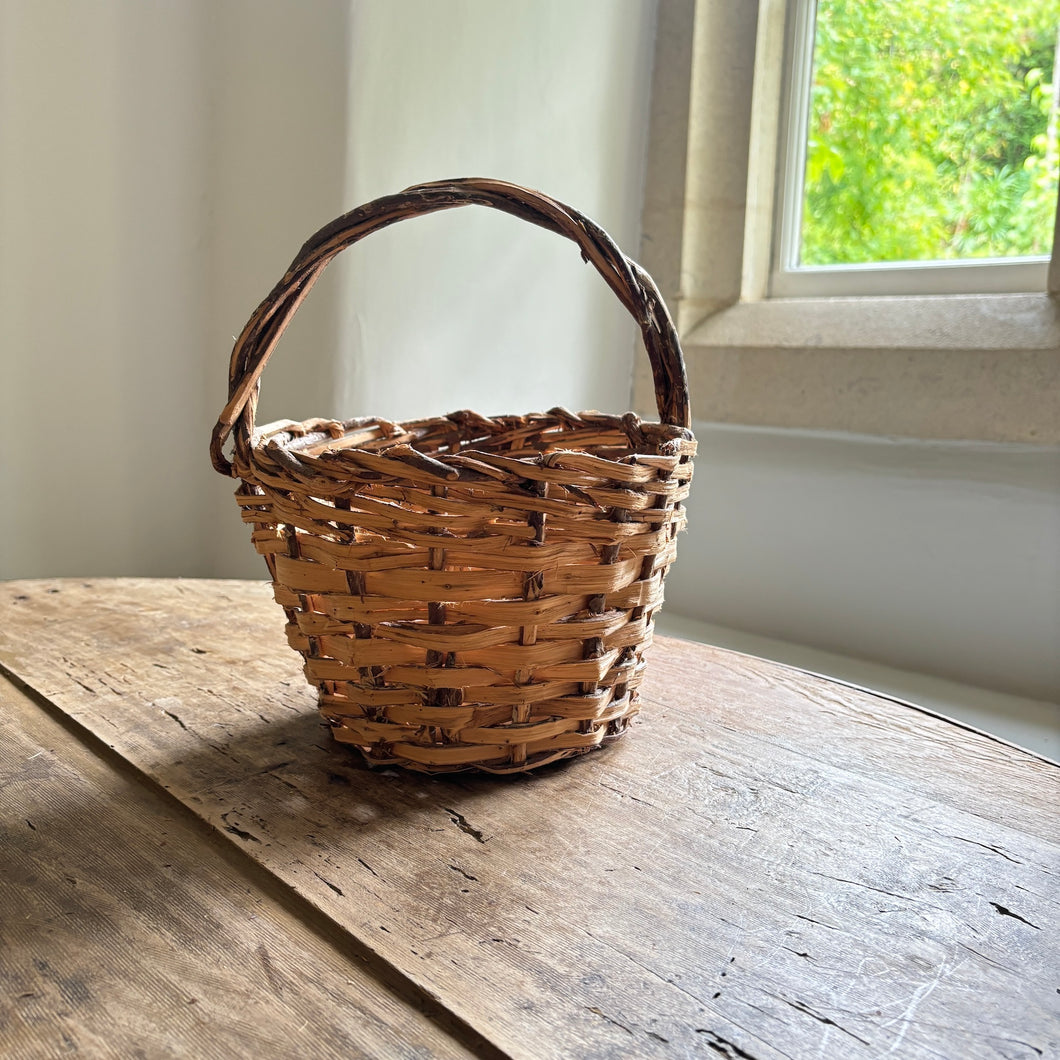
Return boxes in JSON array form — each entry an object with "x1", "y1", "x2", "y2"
[
  {"x1": 252, "y1": 408, "x2": 694, "y2": 456},
  {"x1": 238, "y1": 409, "x2": 696, "y2": 491}
]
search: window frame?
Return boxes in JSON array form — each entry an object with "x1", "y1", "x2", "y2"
[{"x1": 636, "y1": 0, "x2": 1060, "y2": 444}]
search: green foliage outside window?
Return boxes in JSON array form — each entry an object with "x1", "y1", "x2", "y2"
[{"x1": 801, "y1": 0, "x2": 1060, "y2": 265}]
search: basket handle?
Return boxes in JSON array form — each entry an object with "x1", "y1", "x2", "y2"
[{"x1": 211, "y1": 177, "x2": 691, "y2": 476}]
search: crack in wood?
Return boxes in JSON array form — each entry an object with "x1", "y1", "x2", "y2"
[
  {"x1": 444, "y1": 808, "x2": 489, "y2": 844},
  {"x1": 989, "y1": 902, "x2": 1040, "y2": 930},
  {"x1": 950, "y1": 835, "x2": 1024, "y2": 864},
  {"x1": 696, "y1": 1029, "x2": 762, "y2": 1060},
  {"x1": 773, "y1": 994, "x2": 870, "y2": 1046},
  {"x1": 804, "y1": 868, "x2": 947, "y2": 910},
  {"x1": 313, "y1": 871, "x2": 344, "y2": 897},
  {"x1": 581, "y1": 924, "x2": 757, "y2": 1046},
  {"x1": 793, "y1": 913, "x2": 842, "y2": 932},
  {"x1": 956, "y1": 941, "x2": 1013, "y2": 972},
  {"x1": 993, "y1": 1037, "x2": 1044, "y2": 1056},
  {"x1": 271, "y1": 775, "x2": 305, "y2": 795},
  {"x1": 597, "y1": 781, "x2": 656, "y2": 806},
  {"x1": 68, "y1": 675, "x2": 97, "y2": 695},
  {"x1": 162, "y1": 709, "x2": 188, "y2": 731},
  {"x1": 220, "y1": 812, "x2": 261, "y2": 844},
  {"x1": 584, "y1": 1006, "x2": 634, "y2": 1036}
]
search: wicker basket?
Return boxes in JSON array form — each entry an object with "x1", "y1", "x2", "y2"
[{"x1": 210, "y1": 178, "x2": 695, "y2": 774}]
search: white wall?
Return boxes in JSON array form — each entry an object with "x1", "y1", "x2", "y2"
[
  {"x1": 338, "y1": 0, "x2": 655, "y2": 423},
  {"x1": 0, "y1": 0, "x2": 658, "y2": 581},
  {"x1": 1, "y1": 1, "x2": 213, "y2": 577},
  {"x1": 666, "y1": 424, "x2": 1060, "y2": 704}
]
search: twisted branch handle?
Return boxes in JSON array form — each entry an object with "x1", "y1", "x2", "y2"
[{"x1": 211, "y1": 177, "x2": 690, "y2": 476}]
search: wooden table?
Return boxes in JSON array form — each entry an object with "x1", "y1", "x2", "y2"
[{"x1": 0, "y1": 579, "x2": 1056, "y2": 1059}]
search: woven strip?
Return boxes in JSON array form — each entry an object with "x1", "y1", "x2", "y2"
[{"x1": 213, "y1": 179, "x2": 696, "y2": 773}]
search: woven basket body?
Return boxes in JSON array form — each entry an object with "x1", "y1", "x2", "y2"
[{"x1": 212, "y1": 179, "x2": 695, "y2": 774}]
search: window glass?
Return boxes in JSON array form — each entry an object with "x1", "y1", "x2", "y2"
[{"x1": 797, "y1": 0, "x2": 1060, "y2": 267}]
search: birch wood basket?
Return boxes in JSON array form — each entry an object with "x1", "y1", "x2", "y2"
[{"x1": 211, "y1": 178, "x2": 695, "y2": 774}]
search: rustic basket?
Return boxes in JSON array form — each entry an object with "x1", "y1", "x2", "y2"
[{"x1": 210, "y1": 178, "x2": 695, "y2": 774}]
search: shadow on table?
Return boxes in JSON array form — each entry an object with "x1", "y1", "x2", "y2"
[{"x1": 84, "y1": 688, "x2": 613, "y2": 887}]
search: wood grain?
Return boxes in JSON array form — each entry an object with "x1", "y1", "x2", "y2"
[
  {"x1": 0, "y1": 673, "x2": 479, "y2": 1059},
  {"x1": 1, "y1": 578, "x2": 1057, "y2": 1060}
]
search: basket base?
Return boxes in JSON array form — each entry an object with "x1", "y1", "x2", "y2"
[{"x1": 320, "y1": 704, "x2": 636, "y2": 775}]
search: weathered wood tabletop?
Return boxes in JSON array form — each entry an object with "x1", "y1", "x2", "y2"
[{"x1": 0, "y1": 579, "x2": 1056, "y2": 1060}]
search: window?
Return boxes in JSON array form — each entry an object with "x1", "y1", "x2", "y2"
[
  {"x1": 773, "y1": 0, "x2": 1060, "y2": 297},
  {"x1": 635, "y1": 0, "x2": 1060, "y2": 443}
]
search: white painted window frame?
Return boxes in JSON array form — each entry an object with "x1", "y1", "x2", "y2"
[
  {"x1": 636, "y1": 0, "x2": 1060, "y2": 444},
  {"x1": 771, "y1": 0, "x2": 1052, "y2": 298}
]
